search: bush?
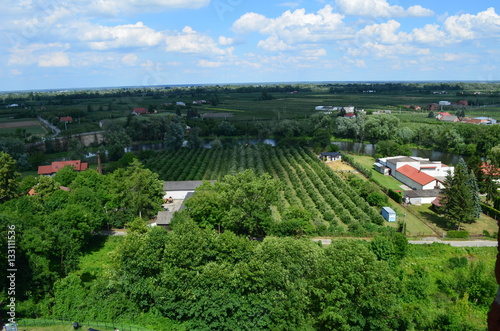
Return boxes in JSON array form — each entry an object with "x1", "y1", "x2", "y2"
[
  {"x1": 388, "y1": 189, "x2": 403, "y2": 203},
  {"x1": 446, "y1": 230, "x2": 469, "y2": 239}
]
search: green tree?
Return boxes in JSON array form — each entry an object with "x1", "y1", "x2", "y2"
[
  {"x1": 53, "y1": 165, "x2": 78, "y2": 187},
  {"x1": 0, "y1": 152, "x2": 20, "y2": 203},
  {"x1": 184, "y1": 169, "x2": 282, "y2": 237},
  {"x1": 441, "y1": 159, "x2": 481, "y2": 229},
  {"x1": 164, "y1": 122, "x2": 185, "y2": 150},
  {"x1": 107, "y1": 159, "x2": 163, "y2": 224},
  {"x1": 186, "y1": 126, "x2": 202, "y2": 148},
  {"x1": 103, "y1": 123, "x2": 131, "y2": 161}
]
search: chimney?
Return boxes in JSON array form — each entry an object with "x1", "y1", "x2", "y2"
[{"x1": 97, "y1": 151, "x2": 102, "y2": 174}]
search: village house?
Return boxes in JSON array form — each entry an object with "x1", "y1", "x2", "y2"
[
  {"x1": 37, "y1": 160, "x2": 88, "y2": 176},
  {"x1": 375, "y1": 156, "x2": 454, "y2": 204},
  {"x1": 59, "y1": 116, "x2": 73, "y2": 123},
  {"x1": 132, "y1": 108, "x2": 148, "y2": 115},
  {"x1": 319, "y1": 152, "x2": 342, "y2": 162}
]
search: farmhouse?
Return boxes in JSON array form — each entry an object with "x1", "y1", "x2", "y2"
[
  {"x1": 132, "y1": 108, "x2": 148, "y2": 115},
  {"x1": 37, "y1": 160, "x2": 88, "y2": 175},
  {"x1": 375, "y1": 156, "x2": 453, "y2": 191},
  {"x1": 59, "y1": 116, "x2": 73, "y2": 123},
  {"x1": 319, "y1": 152, "x2": 341, "y2": 161}
]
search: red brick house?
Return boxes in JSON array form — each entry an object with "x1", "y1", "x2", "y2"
[{"x1": 37, "y1": 160, "x2": 88, "y2": 176}]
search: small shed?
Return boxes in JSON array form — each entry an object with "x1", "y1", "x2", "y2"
[
  {"x1": 374, "y1": 162, "x2": 390, "y2": 175},
  {"x1": 320, "y1": 152, "x2": 342, "y2": 162},
  {"x1": 381, "y1": 207, "x2": 396, "y2": 222}
]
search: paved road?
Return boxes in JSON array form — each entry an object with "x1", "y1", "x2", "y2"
[
  {"x1": 37, "y1": 115, "x2": 60, "y2": 136},
  {"x1": 313, "y1": 238, "x2": 498, "y2": 247}
]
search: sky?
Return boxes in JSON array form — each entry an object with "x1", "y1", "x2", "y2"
[{"x1": 0, "y1": 0, "x2": 499, "y2": 91}]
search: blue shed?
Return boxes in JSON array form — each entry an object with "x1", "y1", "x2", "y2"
[{"x1": 381, "y1": 207, "x2": 396, "y2": 222}]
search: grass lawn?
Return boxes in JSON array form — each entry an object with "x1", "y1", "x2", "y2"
[{"x1": 407, "y1": 204, "x2": 499, "y2": 236}]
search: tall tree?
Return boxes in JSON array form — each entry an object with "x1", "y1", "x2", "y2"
[
  {"x1": 164, "y1": 122, "x2": 185, "y2": 151},
  {"x1": 441, "y1": 159, "x2": 481, "y2": 229},
  {"x1": 183, "y1": 169, "x2": 282, "y2": 237},
  {"x1": 0, "y1": 152, "x2": 20, "y2": 203}
]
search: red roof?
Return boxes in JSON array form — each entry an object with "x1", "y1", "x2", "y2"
[
  {"x1": 37, "y1": 160, "x2": 88, "y2": 175},
  {"x1": 133, "y1": 108, "x2": 148, "y2": 114},
  {"x1": 482, "y1": 162, "x2": 500, "y2": 177},
  {"x1": 397, "y1": 164, "x2": 436, "y2": 186},
  {"x1": 438, "y1": 112, "x2": 451, "y2": 116},
  {"x1": 59, "y1": 116, "x2": 73, "y2": 122}
]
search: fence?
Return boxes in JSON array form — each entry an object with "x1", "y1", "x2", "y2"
[{"x1": 17, "y1": 318, "x2": 152, "y2": 331}]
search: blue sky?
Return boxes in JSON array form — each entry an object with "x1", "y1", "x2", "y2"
[{"x1": 0, "y1": 0, "x2": 499, "y2": 91}]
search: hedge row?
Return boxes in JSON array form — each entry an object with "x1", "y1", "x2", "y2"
[{"x1": 481, "y1": 203, "x2": 500, "y2": 221}]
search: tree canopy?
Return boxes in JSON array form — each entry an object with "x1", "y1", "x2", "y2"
[{"x1": 441, "y1": 158, "x2": 481, "y2": 229}]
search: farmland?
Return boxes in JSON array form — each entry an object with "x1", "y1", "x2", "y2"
[{"x1": 143, "y1": 145, "x2": 385, "y2": 235}]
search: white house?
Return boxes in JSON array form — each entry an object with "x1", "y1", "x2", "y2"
[{"x1": 376, "y1": 156, "x2": 454, "y2": 191}]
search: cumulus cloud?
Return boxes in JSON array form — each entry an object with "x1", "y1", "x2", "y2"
[
  {"x1": 82, "y1": 22, "x2": 164, "y2": 50},
  {"x1": 443, "y1": 7, "x2": 500, "y2": 41},
  {"x1": 258, "y1": 36, "x2": 292, "y2": 51},
  {"x1": 357, "y1": 20, "x2": 409, "y2": 44},
  {"x1": 218, "y1": 36, "x2": 234, "y2": 46},
  {"x1": 165, "y1": 26, "x2": 233, "y2": 56},
  {"x1": 233, "y1": 5, "x2": 351, "y2": 52},
  {"x1": 336, "y1": 0, "x2": 433, "y2": 18}
]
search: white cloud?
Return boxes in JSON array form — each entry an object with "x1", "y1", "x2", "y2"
[
  {"x1": 233, "y1": 5, "x2": 350, "y2": 52},
  {"x1": 198, "y1": 59, "x2": 223, "y2": 67},
  {"x1": 336, "y1": 0, "x2": 433, "y2": 18},
  {"x1": 165, "y1": 26, "x2": 233, "y2": 56},
  {"x1": 82, "y1": 22, "x2": 164, "y2": 50},
  {"x1": 38, "y1": 52, "x2": 70, "y2": 67},
  {"x1": 357, "y1": 20, "x2": 409, "y2": 44},
  {"x1": 443, "y1": 7, "x2": 500, "y2": 41},
  {"x1": 86, "y1": 0, "x2": 211, "y2": 16},
  {"x1": 410, "y1": 24, "x2": 447, "y2": 44},
  {"x1": 218, "y1": 36, "x2": 234, "y2": 46},
  {"x1": 122, "y1": 54, "x2": 139, "y2": 65},
  {"x1": 258, "y1": 36, "x2": 293, "y2": 51},
  {"x1": 8, "y1": 42, "x2": 70, "y2": 67}
]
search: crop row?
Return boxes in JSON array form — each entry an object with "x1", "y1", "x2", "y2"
[{"x1": 143, "y1": 145, "x2": 384, "y2": 231}]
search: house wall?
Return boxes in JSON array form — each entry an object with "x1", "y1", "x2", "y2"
[
  {"x1": 394, "y1": 172, "x2": 424, "y2": 190},
  {"x1": 409, "y1": 196, "x2": 438, "y2": 205}
]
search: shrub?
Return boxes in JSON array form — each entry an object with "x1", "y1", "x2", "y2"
[{"x1": 446, "y1": 230, "x2": 469, "y2": 239}]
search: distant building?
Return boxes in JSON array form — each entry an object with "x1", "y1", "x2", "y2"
[
  {"x1": 435, "y1": 112, "x2": 451, "y2": 120},
  {"x1": 319, "y1": 152, "x2": 342, "y2": 162},
  {"x1": 439, "y1": 101, "x2": 451, "y2": 106},
  {"x1": 428, "y1": 103, "x2": 439, "y2": 111},
  {"x1": 132, "y1": 108, "x2": 148, "y2": 115},
  {"x1": 59, "y1": 116, "x2": 73, "y2": 122},
  {"x1": 375, "y1": 156, "x2": 453, "y2": 191},
  {"x1": 38, "y1": 160, "x2": 88, "y2": 176}
]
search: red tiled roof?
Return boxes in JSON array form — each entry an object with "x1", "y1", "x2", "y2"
[
  {"x1": 482, "y1": 162, "x2": 500, "y2": 177},
  {"x1": 437, "y1": 112, "x2": 451, "y2": 116},
  {"x1": 133, "y1": 108, "x2": 148, "y2": 114},
  {"x1": 59, "y1": 116, "x2": 73, "y2": 122},
  {"x1": 37, "y1": 160, "x2": 88, "y2": 175},
  {"x1": 397, "y1": 164, "x2": 436, "y2": 186}
]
